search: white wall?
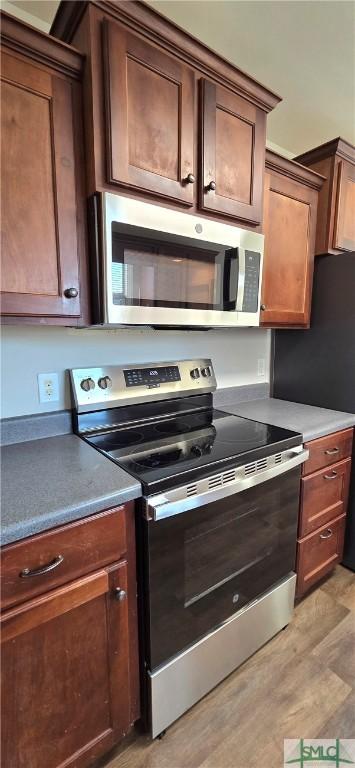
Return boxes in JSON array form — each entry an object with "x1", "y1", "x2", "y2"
[{"x1": 1, "y1": 326, "x2": 271, "y2": 418}]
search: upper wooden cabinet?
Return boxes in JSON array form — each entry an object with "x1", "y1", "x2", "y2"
[
  {"x1": 51, "y1": 0, "x2": 280, "y2": 228},
  {"x1": 261, "y1": 151, "x2": 324, "y2": 328},
  {"x1": 103, "y1": 20, "x2": 195, "y2": 205},
  {"x1": 200, "y1": 80, "x2": 265, "y2": 224},
  {"x1": 0, "y1": 13, "x2": 86, "y2": 322},
  {"x1": 295, "y1": 138, "x2": 355, "y2": 255}
]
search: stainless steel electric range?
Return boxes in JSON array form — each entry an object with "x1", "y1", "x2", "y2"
[{"x1": 70, "y1": 359, "x2": 308, "y2": 738}]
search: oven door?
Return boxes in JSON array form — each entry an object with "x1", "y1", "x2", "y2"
[
  {"x1": 143, "y1": 464, "x2": 302, "y2": 671},
  {"x1": 99, "y1": 193, "x2": 263, "y2": 327}
]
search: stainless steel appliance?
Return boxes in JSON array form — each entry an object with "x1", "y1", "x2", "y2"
[
  {"x1": 273, "y1": 252, "x2": 355, "y2": 570},
  {"x1": 70, "y1": 359, "x2": 308, "y2": 737},
  {"x1": 89, "y1": 193, "x2": 264, "y2": 328}
]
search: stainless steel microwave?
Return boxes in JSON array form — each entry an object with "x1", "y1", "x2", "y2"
[{"x1": 89, "y1": 192, "x2": 264, "y2": 328}]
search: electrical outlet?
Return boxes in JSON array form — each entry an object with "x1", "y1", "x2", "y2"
[
  {"x1": 257, "y1": 358, "x2": 266, "y2": 377},
  {"x1": 38, "y1": 373, "x2": 59, "y2": 403}
]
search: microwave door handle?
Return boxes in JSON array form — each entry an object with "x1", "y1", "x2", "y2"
[
  {"x1": 222, "y1": 249, "x2": 238, "y2": 310},
  {"x1": 148, "y1": 446, "x2": 309, "y2": 521},
  {"x1": 236, "y1": 247, "x2": 245, "y2": 312}
]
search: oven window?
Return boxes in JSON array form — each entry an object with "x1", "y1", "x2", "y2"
[
  {"x1": 111, "y1": 227, "x2": 238, "y2": 311},
  {"x1": 184, "y1": 494, "x2": 280, "y2": 608}
]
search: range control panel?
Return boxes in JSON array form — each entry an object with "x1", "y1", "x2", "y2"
[
  {"x1": 124, "y1": 365, "x2": 181, "y2": 388},
  {"x1": 70, "y1": 359, "x2": 217, "y2": 412}
]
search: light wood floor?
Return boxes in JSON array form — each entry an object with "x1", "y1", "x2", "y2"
[{"x1": 98, "y1": 566, "x2": 355, "y2": 768}]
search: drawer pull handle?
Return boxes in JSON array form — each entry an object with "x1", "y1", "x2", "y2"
[
  {"x1": 324, "y1": 472, "x2": 338, "y2": 480},
  {"x1": 20, "y1": 555, "x2": 64, "y2": 578},
  {"x1": 324, "y1": 447, "x2": 339, "y2": 455},
  {"x1": 114, "y1": 588, "x2": 127, "y2": 602},
  {"x1": 320, "y1": 529, "x2": 333, "y2": 540}
]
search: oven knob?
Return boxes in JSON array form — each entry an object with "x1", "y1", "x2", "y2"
[
  {"x1": 201, "y1": 366, "x2": 212, "y2": 377},
  {"x1": 98, "y1": 376, "x2": 112, "y2": 390},
  {"x1": 190, "y1": 368, "x2": 200, "y2": 379},
  {"x1": 80, "y1": 377, "x2": 95, "y2": 392}
]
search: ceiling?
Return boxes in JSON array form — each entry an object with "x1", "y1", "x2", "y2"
[{"x1": 4, "y1": 0, "x2": 355, "y2": 155}]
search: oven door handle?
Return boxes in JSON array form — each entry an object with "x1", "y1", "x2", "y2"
[{"x1": 146, "y1": 446, "x2": 309, "y2": 521}]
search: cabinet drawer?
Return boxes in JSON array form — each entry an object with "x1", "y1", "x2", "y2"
[
  {"x1": 303, "y1": 428, "x2": 353, "y2": 476},
  {"x1": 299, "y1": 457, "x2": 351, "y2": 537},
  {"x1": 1, "y1": 505, "x2": 128, "y2": 610},
  {"x1": 296, "y1": 514, "x2": 346, "y2": 597}
]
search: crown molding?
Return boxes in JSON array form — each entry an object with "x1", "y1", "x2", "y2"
[
  {"x1": 51, "y1": 0, "x2": 282, "y2": 113},
  {"x1": 1, "y1": 10, "x2": 83, "y2": 79},
  {"x1": 265, "y1": 149, "x2": 325, "y2": 190},
  {"x1": 295, "y1": 137, "x2": 355, "y2": 167}
]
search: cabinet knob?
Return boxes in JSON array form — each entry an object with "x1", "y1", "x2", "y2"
[
  {"x1": 114, "y1": 588, "x2": 127, "y2": 602},
  {"x1": 64, "y1": 287, "x2": 78, "y2": 299},
  {"x1": 184, "y1": 173, "x2": 195, "y2": 184},
  {"x1": 260, "y1": 304, "x2": 266, "y2": 311},
  {"x1": 206, "y1": 180, "x2": 216, "y2": 192}
]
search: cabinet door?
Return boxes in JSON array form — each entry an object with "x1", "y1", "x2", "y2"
[
  {"x1": 261, "y1": 171, "x2": 317, "y2": 327},
  {"x1": 333, "y1": 160, "x2": 355, "y2": 252},
  {"x1": 200, "y1": 79, "x2": 266, "y2": 224},
  {"x1": 103, "y1": 20, "x2": 195, "y2": 205},
  {"x1": 1, "y1": 52, "x2": 81, "y2": 317},
  {"x1": 1, "y1": 562, "x2": 130, "y2": 768},
  {"x1": 296, "y1": 514, "x2": 346, "y2": 598}
]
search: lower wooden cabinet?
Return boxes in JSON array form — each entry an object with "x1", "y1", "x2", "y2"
[
  {"x1": 296, "y1": 515, "x2": 346, "y2": 597},
  {"x1": 0, "y1": 503, "x2": 139, "y2": 768},
  {"x1": 261, "y1": 150, "x2": 324, "y2": 328},
  {"x1": 296, "y1": 428, "x2": 353, "y2": 598},
  {"x1": 299, "y1": 457, "x2": 351, "y2": 537}
]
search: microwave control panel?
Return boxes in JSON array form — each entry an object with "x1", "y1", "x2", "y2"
[{"x1": 242, "y1": 251, "x2": 261, "y2": 313}]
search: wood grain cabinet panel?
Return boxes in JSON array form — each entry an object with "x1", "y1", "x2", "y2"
[
  {"x1": 295, "y1": 137, "x2": 355, "y2": 255},
  {"x1": 333, "y1": 160, "x2": 355, "y2": 251},
  {"x1": 296, "y1": 515, "x2": 346, "y2": 598},
  {"x1": 303, "y1": 428, "x2": 354, "y2": 476},
  {"x1": 1, "y1": 502, "x2": 140, "y2": 766},
  {"x1": 261, "y1": 151, "x2": 324, "y2": 328},
  {"x1": 51, "y1": 2, "x2": 281, "y2": 226},
  {"x1": 200, "y1": 79, "x2": 266, "y2": 224},
  {"x1": 1, "y1": 506, "x2": 127, "y2": 610},
  {"x1": 296, "y1": 428, "x2": 353, "y2": 598},
  {"x1": 1, "y1": 562, "x2": 131, "y2": 768},
  {"x1": 299, "y1": 457, "x2": 351, "y2": 538},
  {"x1": 103, "y1": 19, "x2": 195, "y2": 205},
  {"x1": 0, "y1": 45, "x2": 82, "y2": 318}
]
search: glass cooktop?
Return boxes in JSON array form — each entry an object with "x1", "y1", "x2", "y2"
[{"x1": 86, "y1": 408, "x2": 301, "y2": 494}]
